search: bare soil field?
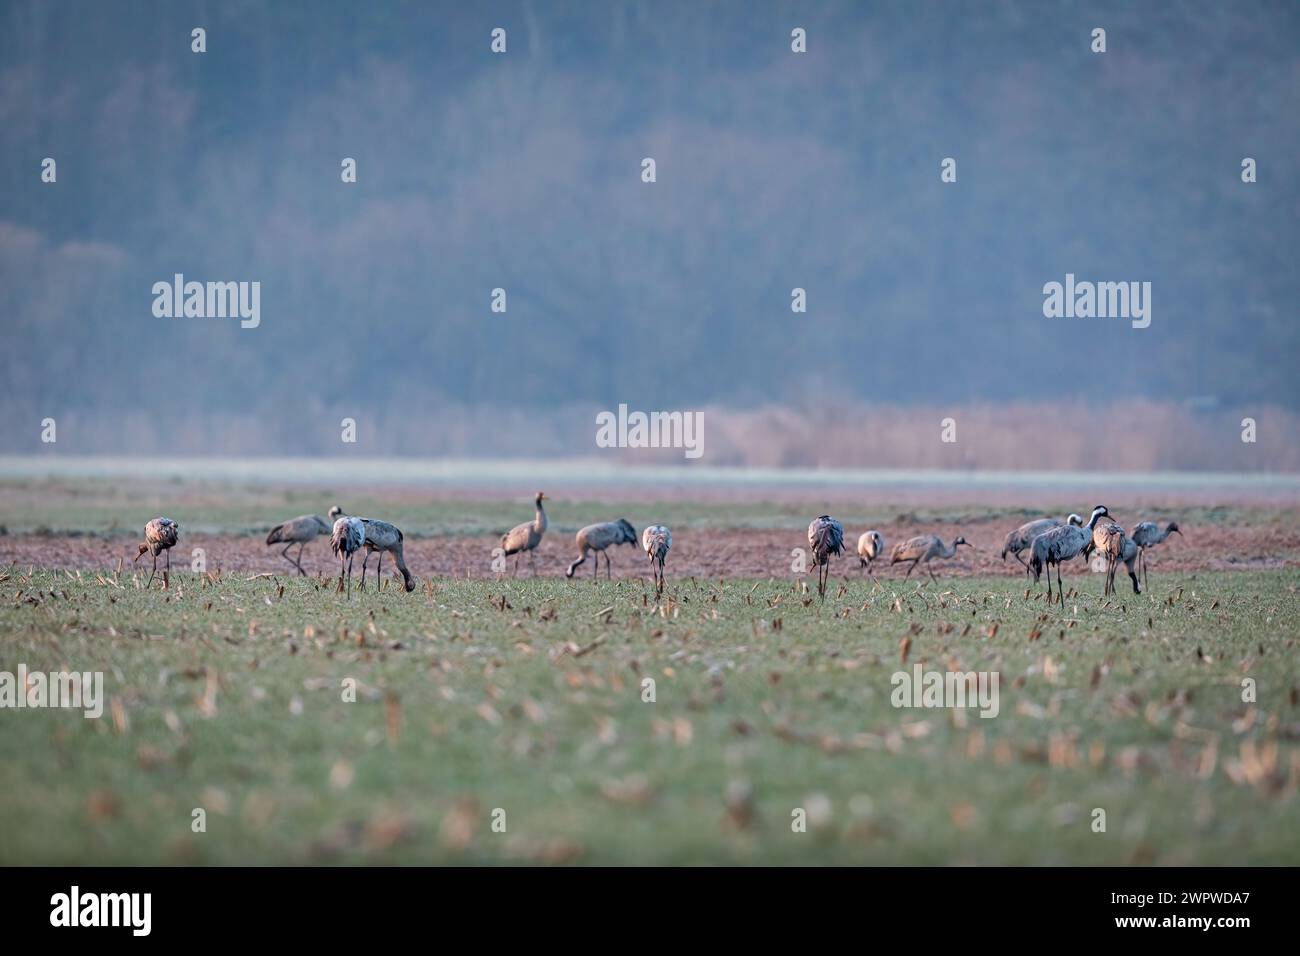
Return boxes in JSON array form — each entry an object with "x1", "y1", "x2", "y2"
[{"x1": 4, "y1": 516, "x2": 1297, "y2": 582}]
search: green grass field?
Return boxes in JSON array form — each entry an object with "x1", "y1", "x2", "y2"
[{"x1": 1, "y1": 564, "x2": 1296, "y2": 864}]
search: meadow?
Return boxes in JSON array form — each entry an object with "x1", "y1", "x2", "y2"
[{"x1": 1, "y1": 559, "x2": 1296, "y2": 864}]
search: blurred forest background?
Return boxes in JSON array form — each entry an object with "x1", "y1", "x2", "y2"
[{"x1": 2, "y1": 1, "x2": 1297, "y2": 469}]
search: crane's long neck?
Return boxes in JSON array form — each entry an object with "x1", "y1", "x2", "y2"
[
  {"x1": 941, "y1": 540, "x2": 958, "y2": 558},
  {"x1": 535, "y1": 503, "x2": 547, "y2": 533},
  {"x1": 1087, "y1": 512, "x2": 1105, "y2": 531}
]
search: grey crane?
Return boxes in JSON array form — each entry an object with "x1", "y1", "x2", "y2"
[
  {"x1": 1001, "y1": 517, "x2": 1070, "y2": 569},
  {"x1": 566, "y1": 519, "x2": 638, "y2": 580},
  {"x1": 889, "y1": 533, "x2": 972, "y2": 583},
  {"x1": 808, "y1": 516, "x2": 845, "y2": 599},
  {"x1": 1130, "y1": 521, "x2": 1182, "y2": 590},
  {"x1": 330, "y1": 515, "x2": 366, "y2": 598},
  {"x1": 642, "y1": 525, "x2": 671, "y2": 595},
  {"x1": 134, "y1": 517, "x2": 179, "y2": 588},
  {"x1": 857, "y1": 530, "x2": 884, "y2": 571},
  {"x1": 1029, "y1": 505, "x2": 1110, "y2": 603},
  {"x1": 501, "y1": 492, "x2": 548, "y2": 577},
  {"x1": 357, "y1": 517, "x2": 416, "y2": 592},
  {"x1": 266, "y1": 505, "x2": 341, "y2": 575}
]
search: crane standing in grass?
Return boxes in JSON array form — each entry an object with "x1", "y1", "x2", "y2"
[
  {"x1": 357, "y1": 517, "x2": 416, "y2": 592},
  {"x1": 642, "y1": 525, "x2": 671, "y2": 595},
  {"x1": 331, "y1": 515, "x2": 366, "y2": 598},
  {"x1": 501, "y1": 492, "x2": 548, "y2": 577},
  {"x1": 1093, "y1": 520, "x2": 1135, "y2": 597},
  {"x1": 889, "y1": 533, "x2": 972, "y2": 583},
  {"x1": 1130, "y1": 521, "x2": 1182, "y2": 590},
  {"x1": 808, "y1": 516, "x2": 845, "y2": 599},
  {"x1": 1002, "y1": 517, "x2": 1065, "y2": 569},
  {"x1": 134, "y1": 517, "x2": 179, "y2": 588},
  {"x1": 1029, "y1": 505, "x2": 1111, "y2": 603},
  {"x1": 566, "y1": 519, "x2": 638, "y2": 580},
  {"x1": 266, "y1": 506, "x2": 341, "y2": 575}
]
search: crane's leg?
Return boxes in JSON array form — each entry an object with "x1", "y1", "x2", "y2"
[
  {"x1": 339, "y1": 555, "x2": 346, "y2": 593},
  {"x1": 928, "y1": 564, "x2": 938, "y2": 584},
  {"x1": 605, "y1": 551, "x2": 613, "y2": 580},
  {"x1": 1141, "y1": 549, "x2": 1149, "y2": 591},
  {"x1": 593, "y1": 551, "x2": 599, "y2": 580},
  {"x1": 359, "y1": 551, "x2": 370, "y2": 591},
  {"x1": 1056, "y1": 563, "x2": 1064, "y2": 604},
  {"x1": 376, "y1": 551, "x2": 384, "y2": 588},
  {"x1": 905, "y1": 559, "x2": 918, "y2": 579},
  {"x1": 147, "y1": 552, "x2": 157, "y2": 588},
  {"x1": 530, "y1": 549, "x2": 537, "y2": 577},
  {"x1": 513, "y1": 553, "x2": 519, "y2": 577}
]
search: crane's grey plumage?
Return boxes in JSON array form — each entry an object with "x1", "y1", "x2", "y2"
[
  {"x1": 266, "y1": 506, "x2": 340, "y2": 575},
  {"x1": 808, "y1": 516, "x2": 845, "y2": 599},
  {"x1": 134, "y1": 517, "x2": 179, "y2": 588},
  {"x1": 566, "y1": 519, "x2": 637, "y2": 579},
  {"x1": 357, "y1": 517, "x2": 415, "y2": 592},
  {"x1": 889, "y1": 533, "x2": 971, "y2": 583},
  {"x1": 1029, "y1": 505, "x2": 1110, "y2": 602},
  {"x1": 330, "y1": 515, "x2": 365, "y2": 598},
  {"x1": 1001, "y1": 517, "x2": 1072, "y2": 569},
  {"x1": 501, "y1": 492, "x2": 548, "y2": 576},
  {"x1": 642, "y1": 525, "x2": 671, "y2": 595},
  {"x1": 1130, "y1": 520, "x2": 1182, "y2": 590}
]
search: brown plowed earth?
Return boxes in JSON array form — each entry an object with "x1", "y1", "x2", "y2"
[{"x1": 4, "y1": 520, "x2": 1297, "y2": 583}]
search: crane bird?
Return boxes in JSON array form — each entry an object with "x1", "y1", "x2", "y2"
[
  {"x1": 1028, "y1": 505, "x2": 1110, "y2": 603},
  {"x1": 1001, "y1": 517, "x2": 1071, "y2": 569},
  {"x1": 808, "y1": 516, "x2": 845, "y2": 599},
  {"x1": 330, "y1": 515, "x2": 366, "y2": 598},
  {"x1": 642, "y1": 525, "x2": 671, "y2": 596},
  {"x1": 134, "y1": 517, "x2": 179, "y2": 588},
  {"x1": 889, "y1": 533, "x2": 972, "y2": 583},
  {"x1": 357, "y1": 518, "x2": 416, "y2": 592},
  {"x1": 1092, "y1": 521, "x2": 1137, "y2": 597},
  {"x1": 266, "y1": 505, "x2": 342, "y2": 575},
  {"x1": 566, "y1": 519, "x2": 638, "y2": 580},
  {"x1": 857, "y1": 531, "x2": 884, "y2": 573},
  {"x1": 1130, "y1": 521, "x2": 1182, "y2": 590},
  {"x1": 501, "y1": 492, "x2": 548, "y2": 577}
]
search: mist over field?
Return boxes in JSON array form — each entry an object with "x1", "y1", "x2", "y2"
[{"x1": 2, "y1": 1, "x2": 1297, "y2": 467}]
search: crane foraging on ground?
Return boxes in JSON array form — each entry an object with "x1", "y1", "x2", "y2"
[
  {"x1": 356, "y1": 517, "x2": 416, "y2": 592},
  {"x1": 857, "y1": 531, "x2": 884, "y2": 574},
  {"x1": 134, "y1": 517, "x2": 179, "y2": 588},
  {"x1": 330, "y1": 515, "x2": 365, "y2": 598},
  {"x1": 566, "y1": 519, "x2": 638, "y2": 580},
  {"x1": 1029, "y1": 505, "x2": 1111, "y2": 603},
  {"x1": 266, "y1": 506, "x2": 341, "y2": 575},
  {"x1": 642, "y1": 525, "x2": 671, "y2": 595},
  {"x1": 501, "y1": 492, "x2": 548, "y2": 577},
  {"x1": 889, "y1": 533, "x2": 972, "y2": 583},
  {"x1": 808, "y1": 516, "x2": 845, "y2": 599},
  {"x1": 1130, "y1": 521, "x2": 1182, "y2": 590}
]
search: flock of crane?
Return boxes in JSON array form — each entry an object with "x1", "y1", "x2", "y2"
[{"x1": 129, "y1": 493, "x2": 1182, "y2": 604}]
